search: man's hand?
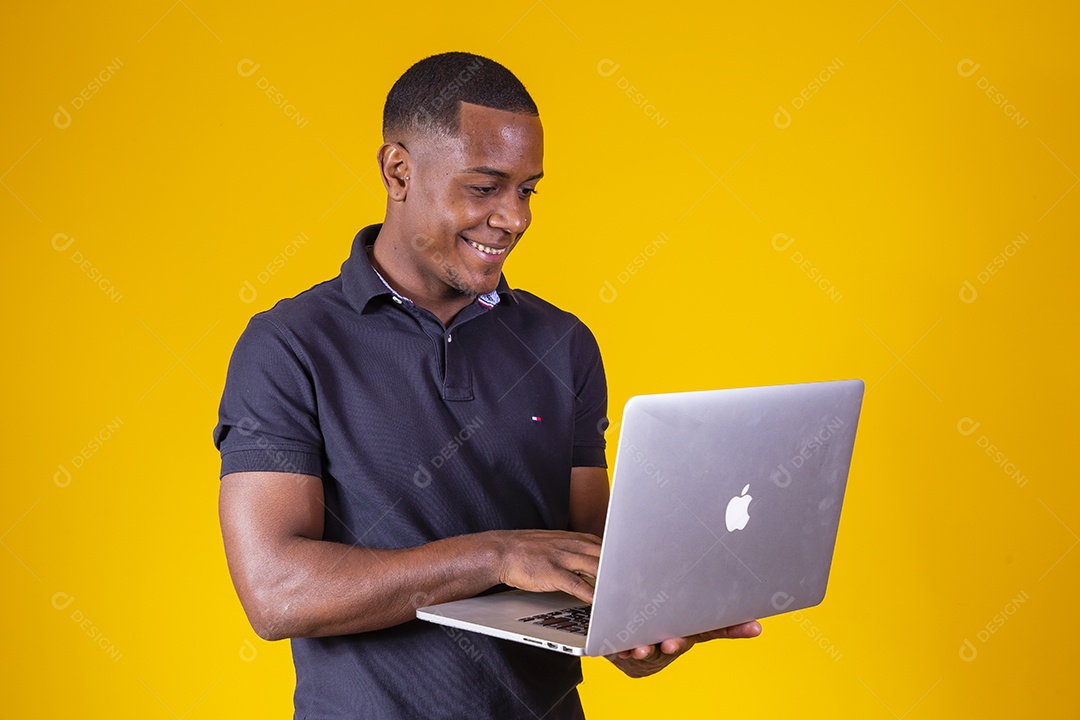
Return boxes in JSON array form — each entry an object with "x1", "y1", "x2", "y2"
[
  {"x1": 607, "y1": 621, "x2": 763, "y2": 678},
  {"x1": 489, "y1": 529, "x2": 602, "y2": 604}
]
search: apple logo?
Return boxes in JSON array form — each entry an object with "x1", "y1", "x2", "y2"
[{"x1": 725, "y1": 483, "x2": 753, "y2": 532}]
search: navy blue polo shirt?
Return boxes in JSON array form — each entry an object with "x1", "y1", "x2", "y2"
[{"x1": 213, "y1": 223, "x2": 608, "y2": 719}]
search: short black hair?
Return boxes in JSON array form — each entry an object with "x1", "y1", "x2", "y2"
[{"x1": 383, "y1": 52, "x2": 538, "y2": 141}]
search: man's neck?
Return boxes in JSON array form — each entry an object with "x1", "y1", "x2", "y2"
[{"x1": 369, "y1": 220, "x2": 474, "y2": 327}]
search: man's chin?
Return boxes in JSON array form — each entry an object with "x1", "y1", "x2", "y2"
[
  {"x1": 446, "y1": 266, "x2": 499, "y2": 300},
  {"x1": 459, "y1": 283, "x2": 497, "y2": 300}
]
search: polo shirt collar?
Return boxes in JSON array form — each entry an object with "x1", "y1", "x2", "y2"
[{"x1": 341, "y1": 223, "x2": 518, "y2": 315}]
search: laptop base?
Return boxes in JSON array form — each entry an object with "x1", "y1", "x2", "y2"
[{"x1": 417, "y1": 590, "x2": 589, "y2": 656}]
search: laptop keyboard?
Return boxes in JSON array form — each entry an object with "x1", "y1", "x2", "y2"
[{"x1": 518, "y1": 605, "x2": 592, "y2": 636}]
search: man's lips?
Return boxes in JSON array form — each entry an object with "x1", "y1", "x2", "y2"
[{"x1": 461, "y1": 235, "x2": 510, "y2": 263}]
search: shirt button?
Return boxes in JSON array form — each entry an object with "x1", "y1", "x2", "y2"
[
  {"x1": 392, "y1": 296, "x2": 402, "y2": 304},
  {"x1": 447, "y1": 333, "x2": 453, "y2": 342}
]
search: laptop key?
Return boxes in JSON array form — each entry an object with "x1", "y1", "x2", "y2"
[{"x1": 519, "y1": 606, "x2": 592, "y2": 636}]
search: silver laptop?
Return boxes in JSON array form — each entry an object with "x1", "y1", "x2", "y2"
[{"x1": 417, "y1": 379, "x2": 864, "y2": 656}]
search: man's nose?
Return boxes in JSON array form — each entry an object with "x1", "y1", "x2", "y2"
[{"x1": 489, "y1": 197, "x2": 529, "y2": 234}]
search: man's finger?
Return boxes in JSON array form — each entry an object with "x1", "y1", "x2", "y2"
[
  {"x1": 557, "y1": 548, "x2": 600, "y2": 579},
  {"x1": 658, "y1": 637, "x2": 693, "y2": 655},
  {"x1": 567, "y1": 533, "x2": 603, "y2": 553},
  {"x1": 691, "y1": 620, "x2": 763, "y2": 642},
  {"x1": 630, "y1": 644, "x2": 660, "y2": 661},
  {"x1": 560, "y1": 571, "x2": 595, "y2": 604}
]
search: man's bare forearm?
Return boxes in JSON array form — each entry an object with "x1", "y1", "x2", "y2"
[
  {"x1": 246, "y1": 532, "x2": 501, "y2": 641},
  {"x1": 220, "y1": 473, "x2": 602, "y2": 641}
]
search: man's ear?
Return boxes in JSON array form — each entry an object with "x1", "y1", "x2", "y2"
[{"x1": 377, "y1": 142, "x2": 411, "y2": 201}]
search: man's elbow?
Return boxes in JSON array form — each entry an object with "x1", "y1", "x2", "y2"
[
  {"x1": 251, "y1": 617, "x2": 290, "y2": 643},
  {"x1": 244, "y1": 593, "x2": 299, "y2": 642},
  {"x1": 235, "y1": 572, "x2": 305, "y2": 642}
]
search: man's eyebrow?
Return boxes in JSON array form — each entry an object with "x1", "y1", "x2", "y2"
[{"x1": 459, "y1": 166, "x2": 544, "y2": 182}]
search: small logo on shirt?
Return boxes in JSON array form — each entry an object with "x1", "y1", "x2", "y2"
[{"x1": 531, "y1": 416, "x2": 542, "y2": 423}]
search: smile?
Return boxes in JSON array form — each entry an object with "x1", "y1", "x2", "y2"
[{"x1": 467, "y1": 240, "x2": 507, "y2": 256}]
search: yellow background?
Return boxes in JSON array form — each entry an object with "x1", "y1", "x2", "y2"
[{"x1": 4, "y1": 1, "x2": 1077, "y2": 717}]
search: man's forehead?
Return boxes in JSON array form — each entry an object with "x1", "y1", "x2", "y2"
[
  {"x1": 419, "y1": 102, "x2": 543, "y2": 173},
  {"x1": 460, "y1": 102, "x2": 540, "y2": 143}
]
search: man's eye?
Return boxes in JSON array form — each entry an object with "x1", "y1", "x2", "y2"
[
  {"x1": 520, "y1": 188, "x2": 539, "y2": 197},
  {"x1": 471, "y1": 186, "x2": 496, "y2": 195}
]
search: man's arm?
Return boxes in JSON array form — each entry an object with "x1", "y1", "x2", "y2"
[
  {"x1": 219, "y1": 471, "x2": 601, "y2": 641},
  {"x1": 568, "y1": 465, "x2": 610, "y2": 537}
]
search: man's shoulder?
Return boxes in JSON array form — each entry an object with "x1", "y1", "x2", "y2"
[
  {"x1": 503, "y1": 288, "x2": 601, "y2": 346},
  {"x1": 248, "y1": 276, "x2": 348, "y2": 337},
  {"x1": 507, "y1": 288, "x2": 580, "y2": 322}
]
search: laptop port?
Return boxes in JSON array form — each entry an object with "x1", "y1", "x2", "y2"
[{"x1": 546, "y1": 642, "x2": 558, "y2": 649}]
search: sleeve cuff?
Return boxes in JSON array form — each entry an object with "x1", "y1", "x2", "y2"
[
  {"x1": 219, "y1": 448, "x2": 323, "y2": 479},
  {"x1": 572, "y1": 444, "x2": 607, "y2": 468}
]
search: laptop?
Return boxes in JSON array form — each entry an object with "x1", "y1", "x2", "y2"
[{"x1": 416, "y1": 379, "x2": 864, "y2": 656}]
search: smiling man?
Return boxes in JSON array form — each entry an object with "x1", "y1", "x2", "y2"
[
  {"x1": 213, "y1": 52, "x2": 759, "y2": 719},
  {"x1": 371, "y1": 94, "x2": 543, "y2": 322}
]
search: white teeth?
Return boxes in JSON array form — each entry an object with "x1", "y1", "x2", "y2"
[{"x1": 468, "y1": 240, "x2": 506, "y2": 256}]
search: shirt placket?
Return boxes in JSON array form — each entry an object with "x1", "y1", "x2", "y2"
[{"x1": 393, "y1": 297, "x2": 490, "y2": 402}]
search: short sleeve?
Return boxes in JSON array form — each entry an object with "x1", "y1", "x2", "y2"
[
  {"x1": 570, "y1": 321, "x2": 608, "y2": 468},
  {"x1": 213, "y1": 315, "x2": 324, "y2": 478}
]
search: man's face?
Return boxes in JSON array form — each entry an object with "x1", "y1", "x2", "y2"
[{"x1": 399, "y1": 101, "x2": 543, "y2": 299}]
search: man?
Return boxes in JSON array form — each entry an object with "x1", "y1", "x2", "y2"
[{"x1": 214, "y1": 51, "x2": 760, "y2": 719}]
